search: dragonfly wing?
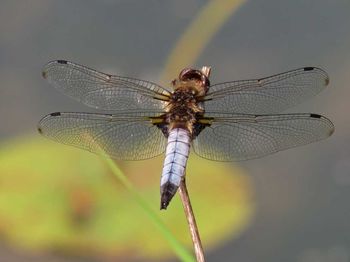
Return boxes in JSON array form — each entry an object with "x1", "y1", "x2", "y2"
[
  {"x1": 204, "y1": 67, "x2": 329, "y2": 114},
  {"x1": 38, "y1": 111, "x2": 167, "y2": 160},
  {"x1": 42, "y1": 60, "x2": 171, "y2": 111},
  {"x1": 192, "y1": 113, "x2": 334, "y2": 161}
]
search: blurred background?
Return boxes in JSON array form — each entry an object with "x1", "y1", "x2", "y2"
[{"x1": 0, "y1": 0, "x2": 349, "y2": 261}]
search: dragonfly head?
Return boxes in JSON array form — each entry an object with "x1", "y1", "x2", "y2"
[
  {"x1": 171, "y1": 68, "x2": 210, "y2": 96},
  {"x1": 178, "y1": 68, "x2": 210, "y2": 87}
]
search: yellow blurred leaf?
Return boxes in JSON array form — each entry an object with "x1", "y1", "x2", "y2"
[{"x1": 0, "y1": 136, "x2": 254, "y2": 260}]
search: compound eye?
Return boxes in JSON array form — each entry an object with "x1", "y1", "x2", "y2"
[
  {"x1": 179, "y1": 69, "x2": 203, "y2": 82},
  {"x1": 179, "y1": 68, "x2": 192, "y2": 79},
  {"x1": 201, "y1": 75, "x2": 210, "y2": 87}
]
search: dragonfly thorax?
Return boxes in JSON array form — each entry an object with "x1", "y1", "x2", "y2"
[{"x1": 166, "y1": 88, "x2": 205, "y2": 134}]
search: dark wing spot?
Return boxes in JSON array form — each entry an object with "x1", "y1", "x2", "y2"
[
  {"x1": 325, "y1": 77, "x2": 330, "y2": 86},
  {"x1": 37, "y1": 127, "x2": 43, "y2": 134},
  {"x1": 42, "y1": 71, "x2": 47, "y2": 79},
  {"x1": 57, "y1": 60, "x2": 68, "y2": 64},
  {"x1": 304, "y1": 67, "x2": 314, "y2": 71},
  {"x1": 50, "y1": 112, "x2": 61, "y2": 116},
  {"x1": 310, "y1": 113, "x2": 321, "y2": 118}
]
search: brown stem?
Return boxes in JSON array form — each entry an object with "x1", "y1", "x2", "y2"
[{"x1": 178, "y1": 177, "x2": 205, "y2": 262}]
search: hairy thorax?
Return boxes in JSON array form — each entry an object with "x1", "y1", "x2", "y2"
[{"x1": 166, "y1": 80, "x2": 206, "y2": 135}]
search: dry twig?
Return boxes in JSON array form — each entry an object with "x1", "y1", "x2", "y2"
[{"x1": 178, "y1": 177, "x2": 205, "y2": 262}]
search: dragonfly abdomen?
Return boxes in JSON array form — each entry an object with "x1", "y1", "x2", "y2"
[{"x1": 160, "y1": 128, "x2": 190, "y2": 209}]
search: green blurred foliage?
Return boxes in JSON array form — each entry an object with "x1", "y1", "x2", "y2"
[{"x1": 0, "y1": 136, "x2": 254, "y2": 260}]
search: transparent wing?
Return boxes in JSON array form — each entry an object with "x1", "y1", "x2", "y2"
[
  {"x1": 38, "y1": 111, "x2": 167, "y2": 160},
  {"x1": 42, "y1": 60, "x2": 171, "y2": 111},
  {"x1": 193, "y1": 113, "x2": 334, "y2": 161},
  {"x1": 204, "y1": 67, "x2": 329, "y2": 114}
]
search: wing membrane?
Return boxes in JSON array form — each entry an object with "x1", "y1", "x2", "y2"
[
  {"x1": 204, "y1": 67, "x2": 329, "y2": 114},
  {"x1": 193, "y1": 113, "x2": 334, "y2": 161},
  {"x1": 42, "y1": 60, "x2": 171, "y2": 111},
  {"x1": 38, "y1": 111, "x2": 167, "y2": 160}
]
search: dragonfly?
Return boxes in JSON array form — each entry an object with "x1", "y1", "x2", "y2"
[{"x1": 38, "y1": 60, "x2": 334, "y2": 209}]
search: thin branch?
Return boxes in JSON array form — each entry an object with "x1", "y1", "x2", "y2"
[{"x1": 178, "y1": 177, "x2": 205, "y2": 262}]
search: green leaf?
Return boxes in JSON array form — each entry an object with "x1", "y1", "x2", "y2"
[{"x1": 0, "y1": 136, "x2": 254, "y2": 260}]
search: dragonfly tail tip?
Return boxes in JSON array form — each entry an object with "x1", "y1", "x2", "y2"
[
  {"x1": 160, "y1": 202, "x2": 168, "y2": 210},
  {"x1": 160, "y1": 182, "x2": 178, "y2": 210}
]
